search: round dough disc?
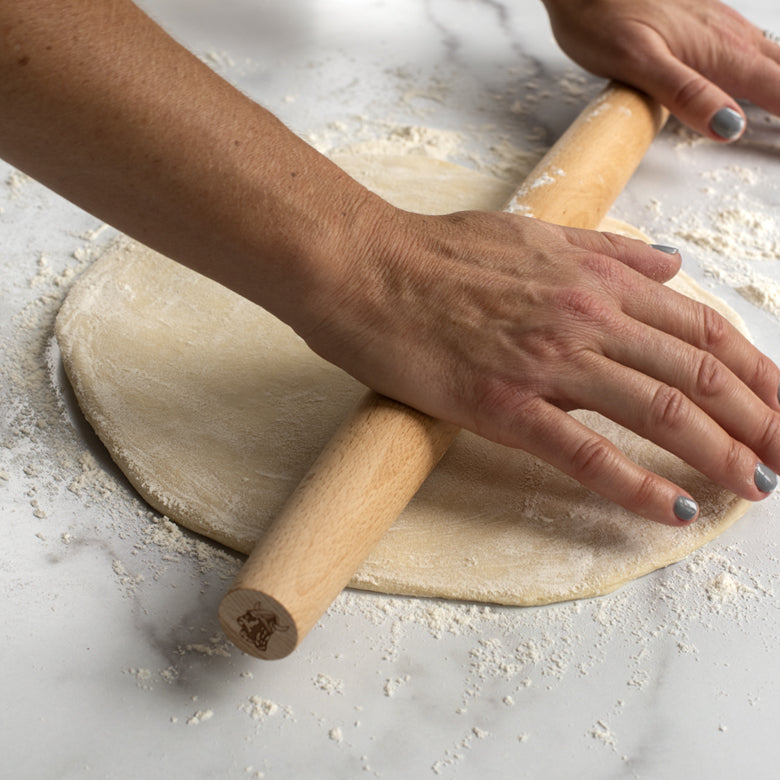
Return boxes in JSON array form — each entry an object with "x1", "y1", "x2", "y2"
[{"x1": 55, "y1": 154, "x2": 751, "y2": 606}]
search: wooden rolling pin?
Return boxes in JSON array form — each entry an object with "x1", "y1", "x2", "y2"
[{"x1": 219, "y1": 82, "x2": 669, "y2": 660}]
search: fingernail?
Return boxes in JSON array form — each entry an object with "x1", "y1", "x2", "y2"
[
  {"x1": 674, "y1": 495, "x2": 699, "y2": 522},
  {"x1": 754, "y1": 463, "x2": 778, "y2": 494},
  {"x1": 710, "y1": 107, "x2": 745, "y2": 141},
  {"x1": 650, "y1": 244, "x2": 680, "y2": 255}
]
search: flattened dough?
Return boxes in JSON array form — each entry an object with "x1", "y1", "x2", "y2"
[{"x1": 55, "y1": 154, "x2": 751, "y2": 606}]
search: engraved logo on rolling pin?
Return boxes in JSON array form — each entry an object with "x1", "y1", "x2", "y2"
[{"x1": 236, "y1": 602, "x2": 289, "y2": 653}]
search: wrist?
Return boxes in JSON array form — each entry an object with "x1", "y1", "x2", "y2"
[{"x1": 239, "y1": 143, "x2": 401, "y2": 346}]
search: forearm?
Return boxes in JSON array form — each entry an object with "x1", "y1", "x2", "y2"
[{"x1": 0, "y1": 0, "x2": 381, "y2": 332}]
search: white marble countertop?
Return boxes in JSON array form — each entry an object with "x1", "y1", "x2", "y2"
[{"x1": 2, "y1": 1, "x2": 780, "y2": 777}]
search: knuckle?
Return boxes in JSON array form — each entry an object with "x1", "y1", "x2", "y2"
[
  {"x1": 723, "y1": 437, "x2": 747, "y2": 479},
  {"x1": 748, "y1": 354, "x2": 779, "y2": 396},
  {"x1": 698, "y1": 305, "x2": 729, "y2": 352},
  {"x1": 470, "y1": 377, "x2": 536, "y2": 444},
  {"x1": 693, "y1": 351, "x2": 728, "y2": 398},
  {"x1": 552, "y1": 287, "x2": 615, "y2": 327},
  {"x1": 756, "y1": 411, "x2": 780, "y2": 458},
  {"x1": 670, "y1": 75, "x2": 710, "y2": 111},
  {"x1": 470, "y1": 378, "x2": 513, "y2": 439},
  {"x1": 569, "y1": 435, "x2": 618, "y2": 483},
  {"x1": 649, "y1": 384, "x2": 690, "y2": 430},
  {"x1": 627, "y1": 471, "x2": 659, "y2": 514},
  {"x1": 579, "y1": 249, "x2": 627, "y2": 287}
]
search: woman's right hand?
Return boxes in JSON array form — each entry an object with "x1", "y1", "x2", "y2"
[{"x1": 303, "y1": 203, "x2": 780, "y2": 525}]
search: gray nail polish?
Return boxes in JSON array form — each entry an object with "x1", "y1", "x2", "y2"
[
  {"x1": 754, "y1": 463, "x2": 778, "y2": 493},
  {"x1": 650, "y1": 244, "x2": 680, "y2": 255},
  {"x1": 674, "y1": 496, "x2": 699, "y2": 522},
  {"x1": 710, "y1": 107, "x2": 745, "y2": 140}
]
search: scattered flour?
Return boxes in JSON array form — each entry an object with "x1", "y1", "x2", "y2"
[
  {"x1": 655, "y1": 162, "x2": 780, "y2": 321},
  {"x1": 307, "y1": 115, "x2": 541, "y2": 186},
  {"x1": 3, "y1": 64, "x2": 780, "y2": 778},
  {"x1": 180, "y1": 636, "x2": 233, "y2": 658},
  {"x1": 69, "y1": 451, "x2": 118, "y2": 500},
  {"x1": 705, "y1": 571, "x2": 757, "y2": 604},
  {"x1": 5, "y1": 168, "x2": 32, "y2": 197},
  {"x1": 4, "y1": 133, "x2": 777, "y2": 777},
  {"x1": 186, "y1": 709, "x2": 214, "y2": 726},
  {"x1": 126, "y1": 667, "x2": 154, "y2": 690},
  {"x1": 383, "y1": 674, "x2": 411, "y2": 698},
  {"x1": 589, "y1": 720, "x2": 618, "y2": 751},
  {"x1": 242, "y1": 697, "x2": 280, "y2": 721},
  {"x1": 674, "y1": 203, "x2": 780, "y2": 262},
  {"x1": 112, "y1": 559, "x2": 144, "y2": 595},
  {"x1": 314, "y1": 673, "x2": 344, "y2": 696},
  {"x1": 736, "y1": 280, "x2": 780, "y2": 317}
]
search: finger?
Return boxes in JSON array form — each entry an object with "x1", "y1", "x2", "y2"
[
  {"x1": 698, "y1": 17, "x2": 780, "y2": 116},
  {"x1": 602, "y1": 234, "x2": 681, "y2": 283},
  {"x1": 758, "y1": 28, "x2": 780, "y2": 63},
  {"x1": 620, "y1": 280, "x2": 780, "y2": 413},
  {"x1": 621, "y1": 45, "x2": 745, "y2": 141},
  {"x1": 510, "y1": 398, "x2": 699, "y2": 527},
  {"x1": 551, "y1": 235, "x2": 780, "y2": 412},
  {"x1": 612, "y1": 332, "x2": 780, "y2": 474},
  {"x1": 570, "y1": 351, "x2": 779, "y2": 502},
  {"x1": 729, "y1": 55, "x2": 780, "y2": 119},
  {"x1": 559, "y1": 224, "x2": 682, "y2": 283}
]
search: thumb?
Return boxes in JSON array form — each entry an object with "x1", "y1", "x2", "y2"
[{"x1": 634, "y1": 54, "x2": 745, "y2": 142}]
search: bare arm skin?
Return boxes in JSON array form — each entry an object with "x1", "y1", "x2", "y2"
[
  {"x1": 2, "y1": 0, "x2": 780, "y2": 528},
  {"x1": 0, "y1": 0, "x2": 379, "y2": 335}
]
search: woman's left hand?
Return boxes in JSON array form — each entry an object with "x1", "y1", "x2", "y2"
[{"x1": 542, "y1": 0, "x2": 780, "y2": 141}]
